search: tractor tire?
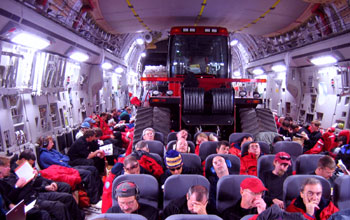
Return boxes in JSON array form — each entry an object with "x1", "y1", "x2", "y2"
[
  {"x1": 133, "y1": 107, "x2": 171, "y2": 147},
  {"x1": 239, "y1": 108, "x2": 277, "y2": 137}
]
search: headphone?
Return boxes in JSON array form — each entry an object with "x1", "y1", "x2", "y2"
[
  {"x1": 42, "y1": 137, "x2": 49, "y2": 148},
  {"x1": 115, "y1": 180, "x2": 140, "y2": 201},
  {"x1": 210, "y1": 159, "x2": 232, "y2": 174}
]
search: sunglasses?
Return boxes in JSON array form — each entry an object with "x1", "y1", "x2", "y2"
[
  {"x1": 279, "y1": 156, "x2": 291, "y2": 161},
  {"x1": 169, "y1": 166, "x2": 182, "y2": 172}
]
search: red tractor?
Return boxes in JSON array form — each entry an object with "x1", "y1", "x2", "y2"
[{"x1": 134, "y1": 26, "x2": 276, "y2": 143}]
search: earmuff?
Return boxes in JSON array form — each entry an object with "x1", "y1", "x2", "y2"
[
  {"x1": 115, "y1": 180, "x2": 140, "y2": 201},
  {"x1": 211, "y1": 159, "x2": 232, "y2": 174},
  {"x1": 42, "y1": 138, "x2": 49, "y2": 148}
]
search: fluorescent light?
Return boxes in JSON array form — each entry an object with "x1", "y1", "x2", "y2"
[
  {"x1": 136, "y1": 38, "x2": 144, "y2": 45},
  {"x1": 141, "y1": 52, "x2": 146, "y2": 57},
  {"x1": 69, "y1": 51, "x2": 89, "y2": 62},
  {"x1": 230, "y1": 39, "x2": 238, "y2": 46},
  {"x1": 272, "y1": 64, "x2": 287, "y2": 72},
  {"x1": 310, "y1": 55, "x2": 337, "y2": 66},
  {"x1": 233, "y1": 71, "x2": 241, "y2": 77},
  {"x1": 115, "y1": 67, "x2": 124, "y2": 73},
  {"x1": 252, "y1": 68, "x2": 264, "y2": 75},
  {"x1": 102, "y1": 62, "x2": 112, "y2": 70},
  {"x1": 11, "y1": 32, "x2": 50, "y2": 50}
]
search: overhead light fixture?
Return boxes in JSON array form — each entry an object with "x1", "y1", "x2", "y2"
[
  {"x1": 102, "y1": 62, "x2": 112, "y2": 70},
  {"x1": 310, "y1": 55, "x2": 337, "y2": 66},
  {"x1": 115, "y1": 67, "x2": 124, "y2": 73},
  {"x1": 136, "y1": 38, "x2": 144, "y2": 45},
  {"x1": 272, "y1": 64, "x2": 287, "y2": 72},
  {"x1": 233, "y1": 71, "x2": 241, "y2": 77},
  {"x1": 69, "y1": 51, "x2": 89, "y2": 62},
  {"x1": 230, "y1": 39, "x2": 238, "y2": 46},
  {"x1": 252, "y1": 68, "x2": 264, "y2": 75},
  {"x1": 141, "y1": 52, "x2": 146, "y2": 57},
  {"x1": 11, "y1": 32, "x2": 50, "y2": 50}
]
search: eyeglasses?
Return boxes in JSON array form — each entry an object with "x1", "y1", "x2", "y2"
[
  {"x1": 125, "y1": 163, "x2": 138, "y2": 171},
  {"x1": 279, "y1": 156, "x2": 291, "y2": 161},
  {"x1": 169, "y1": 166, "x2": 182, "y2": 172}
]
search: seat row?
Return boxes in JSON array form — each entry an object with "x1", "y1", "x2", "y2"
[{"x1": 91, "y1": 213, "x2": 222, "y2": 220}]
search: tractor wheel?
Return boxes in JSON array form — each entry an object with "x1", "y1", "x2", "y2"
[{"x1": 239, "y1": 108, "x2": 277, "y2": 137}]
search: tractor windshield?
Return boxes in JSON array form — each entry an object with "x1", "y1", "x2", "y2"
[{"x1": 169, "y1": 35, "x2": 228, "y2": 78}]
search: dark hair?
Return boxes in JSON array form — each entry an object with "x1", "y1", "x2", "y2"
[
  {"x1": 37, "y1": 136, "x2": 52, "y2": 148},
  {"x1": 100, "y1": 112, "x2": 107, "y2": 117},
  {"x1": 300, "y1": 178, "x2": 321, "y2": 192},
  {"x1": 83, "y1": 129, "x2": 96, "y2": 138},
  {"x1": 187, "y1": 185, "x2": 209, "y2": 202},
  {"x1": 135, "y1": 141, "x2": 148, "y2": 151},
  {"x1": 317, "y1": 155, "x2": 336, "y2": 170},
  {"x1": 217, "y1": 141, "x2": 229, "y2": 149},
  {"x1": 93, "y1": 127, "x2": 103, "y2": 138},
  {"x1": 0, "y1": 156, "x2": 10, "y2": 166},
  {"x1": 273, "y1": 135, "x2": 284, "y2": 144},
  {"x1": 336, "y1": 135, "x2": 347, "y2": 145},
  {"x1": 123, "y1": 155, "x2": 138, "y2": 167},
  {"x1": 19, "y1": 149, "x2": 36, "y2": 161}
]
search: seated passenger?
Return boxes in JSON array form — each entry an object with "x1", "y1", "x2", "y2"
[
  {"x1": 229, "y1": 135, "x2": 253, "y2": 157},
  {"x1": 278, "y1": 118, "x2": 293, "y2": 139},
  {"x1": 240, "y1": 142, "x2": 261, "y2": 176},
  {"x1": 221, "y1": 178, "x2": 267, "y2": 220},
  {"x1": 75, "y1": 121, "x2": 90, "y2": 140},
  {"x1": 107, "y1": 181, "x2": 158, "y2": 220},
  {"x1": 312, "y1": 155, "x2": 337, "y2": 187},
  {"x1": 160, "y1": 150, "x2": 201, "y2": 185},
  {"x1": 83, "y1": 117, "x2": 96, "y2": 128},
  {"x1": 216, "y1": 141, "x2": 230, "y2": 154},
  {"x1": 142, "y1": 127, "x2": 155, "y2": 141},
  {"x1": 261, "y1": 152, "x2": 292, "y2": 209},
  {"x1": 286, "y1": 177, "x2": 339, "y2": 220},
  {"x1": 163, "y1": 185, "x2": 210, "y2": 218},
  {"x1": 208, "y1": 156, "x2": 229, "y2": 207},
  {"x1": 134, "y1": 140, "x2": 150, "y2": 153},
  {"x1": 175, "y1": 138, "x2": 191, "y2": 153},
  {"x1": 195, "y1": 133, "x2": 208, "y2": 155},
  {"x1": 111, "y1": 155, "x2": 150, "y2": 176},
  {"x1": 5, "y1": 150, "x2": 84, "y2": 220},
  {"x1": 336, "y1": 136, "x2": 350, "y2": 169},
  {"x1": 119, "y1": 107, "x2": 132, "y2": 123},
  {"x1": 301, "y1": 120, "x2": 322, "y2": 153},
  {"x1": 177, "y1": 129, "x2": 189, "y2": 140}
]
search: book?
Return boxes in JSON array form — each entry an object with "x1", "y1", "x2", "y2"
[
  {"x1": 14, "y1": 161, "x2": 35, "y2": 185},
  {"x1": 99, "y1": 144, "x2": 113, "y2": 156}
]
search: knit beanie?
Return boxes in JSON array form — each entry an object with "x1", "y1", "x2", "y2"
[{"x1": 165, "y1": 150, "x2": 183, "y2": 168}]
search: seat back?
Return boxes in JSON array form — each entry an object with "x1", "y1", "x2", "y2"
[
  {"x1": 181, "y1": 153, "x2": 201, "y2": 172},
  {"x1": 56, "y1": 134, "x2": 67, "y2": 153},
  {"x1": 241, "y1": 141, "x2": 270, "y2": 155},
  {"x1": 240, "y1": 215, "x2": 256, "y2": 220},
  {"x1": 228, "y1": 133, "x2": 253, "y2": 146},
  {"x1": 167, "y1": 140, "x2": 195, "y2": 153},
  {"x1": 199, "y1": 141, "x2": 219, "y2": 161},
  {"x1": 91, "y1": 213, "x2": 147, "y2": 220},
  {"x1": 272, "y1": 141, "x2": 302, "y2": 161},
  {"x1": 163, "y1": 174, "x2": 210, "y2": 209},
  {"x1": 72, "y1": 127, "x2": 80, "y2": 141},
  {"x1": 167, "y1": 132, "x2": 192, "y2": 143},
  {"x1": 35, "y1": 146, "x2": 44, "y2": 170},
  {"x1": 283, "y1": 175, "x2": 331, "y2": 208},
  {"x1": 165, "y1": 214, "x2": 222, "y2": 220},
  {"x1": 333, "y1": 175, "x2": 350, "y2": 210},
  {"x1": 112, "y1": 174, "x2": 159, "y2": 209},
  {"x1": 216, "y1": 175, "x2": 257, "y2": 213},
  {"x1": 193, "y1": 132, "x2": 218, "y2": 143},
  {"x1": 65, "y1": 131, "x2": 74, "y2": 153},
  {"x1": 154, "y1": 131, "x2": 165, "y2": 144},
  {"x1": 205, "y1": 154, "x2": 240, "y2": 177},
  {"x1": 295, "y1": 154, "x2": 323, "y2": 174},
  {"x1": 257, "y1": 155, "x2": 293, "y2": 178},
  {"x1": 143, "y1": 140, "x2": 164, "y2": 157}
]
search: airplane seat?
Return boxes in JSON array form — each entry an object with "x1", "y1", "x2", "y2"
[
  {"x1": 91, "y1": 213, "x2": 147, "y2": 220},
  {"x1": 257, "y1": 155, "x2": 293, "y2": 179},
  {"x1": 72, "y1": 128, "x2": 80, "y2": 141},
  {"x1": 165, "y1": 214, "x2": 223, "y2": 220},
  {"x1": 112, "y1": 174, "x2": 159, "y2": 209},
  {"x1": 180, "y1": 153, "x2": 201, "y2": 171},
  {"x1": 283, "y1": 175, "x2": 331, "y2": 208},
  {"x1": 205, "y1": 154, "x2": 240, "y2": 177},
  {"x1": 143, "y1": 140, "x2": 165, "y2": 157},
  {"x1": 241, "y1": 141, "x2": 270, "y2": 155},
  {"x1": 228, "y1": 133, "x2": 253, "y2": 146},
  {"x1": 272, "y1": 141, "x2": 302, "y2": 164},
  {"x1": 333, "y1": 175, "x2": 350, "y2": 210},
  {"x1": 193, "y1": 132, "x2": 218, "y2": 143},
  {"x1": 167, "y1": 140, "x2": 195, "y2": 153},
  {"x1": 216, "y1": 175, "x2": 258, "y2": 213},
  {"x1": 35, "y1": 145, "x2": 45, "y2": 170},
  {"x1": 56, "y1": 134, "x2": 67, "y2": 153},
  {"x1": 295, "y1": 154, "x2": 323, "y2": 174},
  {"x1": 65, "y1": 131, "x2": 73, "y2": 153},
  {"x1": 167, "y1": 132, "x2": 192, "y2": 143},
  {"x1": 154, "y1": 131, "x2": 165, "y2": 144},
  {"x1": 240, "y1": 214, "x2": 256, "y2": 220},
  {"x1": 149, "y1": 153, "x2": 163, "y2": 167},
  {"x1": 199, "y1": 141, "x2": 219, "y2": 162},
  {"x1": 163, "y1": 174, "x2": 210, "y2": 209}
]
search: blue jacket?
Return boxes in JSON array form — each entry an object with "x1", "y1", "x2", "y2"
[{"x1": 39, "y1": 148, "x2": 71, "y2": 169}]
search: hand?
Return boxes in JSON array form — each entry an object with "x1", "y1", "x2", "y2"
[
  {"x1": 45, "y1": 183, "x2": 57, "y2": 191},
  {"x1": 15, "y1": 178, "x2": 27, "y2": 188},
  {"x1": 253, "y1": 198, "x2": 266, "y2": 214},
  {"x1": 33, "y1": 169, "x2": 39, "y2": 178},
  {"x1": 191, "y1": 201, "x2": 207, "y2": 215},
  {"x1": 272, "y1": 198, "x2": 284, "y2": 209},
  {"x1": 110, "y1": 134, "x2": 115, "y2": 139},
  {"x1": 305, "y1": 201, "x2": 319, "y2": 216},
  {"x1": 51, "y1": 182, "x2": 58, "y2": 191},
  {"x1": 301, "y1": 132, "x2": 309, "y2": 140}
]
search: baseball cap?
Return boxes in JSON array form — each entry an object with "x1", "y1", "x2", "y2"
[
  {"x1": 84, "y1": 117, "x2": 96, "y2": 124},
  {"x1": 165, "y1": 150, "x2": 183, "y2": 168},
  {"x1": 115, "y1": 181, "x2": 138, "y2": 198},
  {"x1": 275, "y1": 152, "x2": 291, "y2": 165},
  {"x1": 240, "y1": 178, "x2": 267, "y2": 193},
  {"x1": 81, "y1": 122, "x2": 90, "y2": 128}
]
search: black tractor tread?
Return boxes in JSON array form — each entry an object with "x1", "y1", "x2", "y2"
[{"x1": 239, "y1": 108, "x2": 277, "y2": 137}]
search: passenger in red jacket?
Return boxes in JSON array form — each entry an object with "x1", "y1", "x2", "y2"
[
  {"x1": 240, "y1": 142, "x2": 261, "y2": 176},
  {"x1": 286, "y1": 177, "x2": 339, "y2": 220}
]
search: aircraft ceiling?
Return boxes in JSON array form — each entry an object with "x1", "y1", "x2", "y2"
[{"x1": 93, "y1": 0, "x2": 312, "y2": 36}]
